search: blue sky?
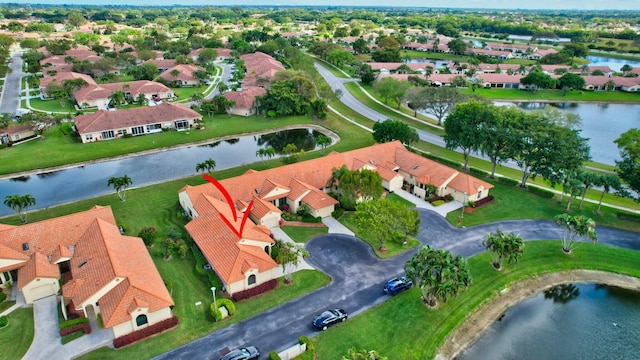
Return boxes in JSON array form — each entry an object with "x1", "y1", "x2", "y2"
[{"x1": 3, "y1": 0, "x2": 640, "y2": 10}]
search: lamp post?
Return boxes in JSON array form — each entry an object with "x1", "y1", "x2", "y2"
[
  {"x1": 211, "y1": 286, "x2": 217, "y2": 310},
  {"x1": 461, "y1": 192, "x2": 467, "y2": 220}
]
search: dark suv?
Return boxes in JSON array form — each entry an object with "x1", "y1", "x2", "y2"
[
  {"x1": 312, "y1": 308, "x2": 348, "y2": 330},
  {"x1": 383, "y1": 277, "x2": 413, "y2": 295}
]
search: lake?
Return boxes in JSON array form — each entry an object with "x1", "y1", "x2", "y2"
[
  {"x1": 0, "y1": 128, "x2": 327, "y2": 217},
  {"x1": 458, "y1": 283, "x2": 640, "y2": 360},
  {"x1": 587, "y1": 56, "x2": 640, "y2": 72}
]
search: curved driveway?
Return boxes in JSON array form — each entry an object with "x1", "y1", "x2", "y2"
[{"x1": 154, "y1": 210, "x2": 640, "y2": 360}]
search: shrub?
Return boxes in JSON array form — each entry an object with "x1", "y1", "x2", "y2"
[
  {"x1": 296, "y1": 335, "x2": 316, "y2": 360},
  {"x1": 498, "y1": 177, "x2": 519, "y2": 186},
  {"x1": 617, "y1": 211, "x2": 640, "y2": 222},
  {"x1": 0, "y1": 316, "x2": 7, "y2": 328},
  {"x1": 113, "y1": 316, "x2": 179, "y2": 349},
  {"x1": 331, "y1": 207, "x2": 345, "y2": 219},
  {"x1": 474, "y1": 195, "x2": 494, "y2": 208},
  {"x1": 444, "y1": 194, "x2": 454, "y2": 201},
  {"x1": 469, "y1": 167, "x2": 490, "y2": 177},
  {"x1": 428, "y1": 196, "x2": 445, "y2": 203},
  {"x1": 431, "y1": 200, "x2": 445, "y2": 207},
  {"x1": 527, "y1": 186, "x2": 555, "y2": 199},
  {"x1": 268, "y1": 350, "x2": 282, "y2": 360},
  {"x1": 137, "y1": 226, "x2": 157, "y2": 247},
  {"x1": 117, "y1": 223, "x2": 127, "y2": 233},
  {"x1": 302, "y1": 216, "x2": 322, "y2": 223},
  {"x1": 467, "y1": 200, "x2": 476, "y2": 208},
  {"x1": 210, "y1": 297, "x2": 236, "y2": 321},
  {"x1": 0, "y1": 292, "x2": 6, "y2": 303},
  {"x1": 59, "y1": 323, "x2": 91, "y2": 336},
  {"x1": 231, "y1": 279, "x2": 278, "y2": 302},
  {"x1": 59, "y1": 317, "x2": 89, "y2": 330}
]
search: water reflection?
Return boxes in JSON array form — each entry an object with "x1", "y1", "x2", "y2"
[
  {"x1": 459, "y1": 283, "x2": 640, "y2": 360},
  {"x1": 0, "y1": 128, "x2": 329, "y2": 217},
  {"x1": 543, "y1": 283, "x2": 580, "y2": 304}
]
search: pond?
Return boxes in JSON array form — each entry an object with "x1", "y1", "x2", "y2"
[
  {"x1": 587, "y1": 56, "x2": 640, "y2": 72},
  {"x1": 458, "y1": 283, "x2": 640, "y2": 360},
  {"x1": 495, "y1": 102, "x2": 640, "y2": 165},
  {"x1": 0, "y1": 128, "x2": 330, "y2": 217}
]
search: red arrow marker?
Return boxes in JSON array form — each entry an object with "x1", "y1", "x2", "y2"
[{"x1": 204, "y1": 174, "x2": 254, "y2": 238}]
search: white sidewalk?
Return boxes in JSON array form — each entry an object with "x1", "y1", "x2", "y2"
[{"x1": 393, "y1": 189, "x2": 463, "y2": 217}]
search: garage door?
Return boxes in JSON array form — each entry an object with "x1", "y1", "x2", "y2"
[
  {"x1": 261, "y1": 215, "x2": 279, "y2": 228},
  {"x1": 30, "y1": 284, "x2": 55, "y2": 302}
]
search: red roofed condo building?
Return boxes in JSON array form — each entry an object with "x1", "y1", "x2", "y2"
[
  {"x1": 224, "y1": 87, "x2": 266, "y2": 116},
  {"x1": 179, "y1": 141, "x2": 492, "y2": 295},
  {"x1": 0, "y1": 206, "x2": 174, "y2": 338},
  {"x1": 74, "y1": 102, "x2": 201, "y2": 143},
  {"x1": 73, "y1": 80, "x2": 174, "y2": 110}
]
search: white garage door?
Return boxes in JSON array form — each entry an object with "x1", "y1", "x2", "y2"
[{"x1": 30, "y1": 284, "x2": 55, "y2": 302}]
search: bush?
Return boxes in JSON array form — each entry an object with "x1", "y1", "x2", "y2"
[
  {"x1": 428, "y1": 196, "x2": 445, "y2": 203},
  {"x1": 59, "y1": 317, "x2": 89, "y2": 330},
  {"x1": 123, "y1": 133, "x2": 133, "y2": 138},
  {"x1": 498, "y1": 177, "x2": 519, "y2": 186},
  {"x1": 231, "y1": 279, "x2": 278, "y2": 302},
  {"x1": 137, "y1": 226, "x2": 157, "y2": 247},
  {"x1": 59, "y1": 323, "x2": 91, "y2": 336},
  {"x1": 113, "y1": 316, "x2": 179, "y2": 349},
  {"x1": 528, "y1": 186, "x2": 555, "y2": 199},
  {"x1": 444, "y1": 194, "x2": 454, "y2": 201},
  {"x1": 296, "y1": 335, "x2": 316, "y2": 360},
  {"x1": 474, "y1": 195, "x2": 494, "y2": 208},
  {"x1": 617, "y1": 211, "x2": 640, "y2": 222},
  {"x1": 210, "y1": 297, "x2": 236, "y2": 322},
  {"x1": 431, "y1": 200, "x2": 445, "y2": 207},
  {"x1": 331, "y1": 207, "x2": 345, "y2": 219},
  {"x1": 302, "y1": 216, "x2": 322, "y2": 223},
  {"x1": 0, "y1": 292, "x2": 6, "y2": 303},
  {"x1": 0, "y1": 316, "x2": 7, "y2": 328},
  {"x1": 268, "y1": 350, "x2": 282, "y2": 360},
  {"x1": 469, "y1": 167, "x2": 490, "y2": 177},
  {"x1": 164, "y1": 278, "x2": 173, "y2": 295}
]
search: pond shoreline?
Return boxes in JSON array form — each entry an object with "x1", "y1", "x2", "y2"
[
  {"x1": 0, "y1": 124, "x2": 340, "y2": 181},
  {"x1": 435, "y1": 269, "x2": 640, "y2": 360}
]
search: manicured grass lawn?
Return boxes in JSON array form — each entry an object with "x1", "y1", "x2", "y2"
[
  {"x1": 172, "y1": 86, "x2": 205, "y2": 101},
  {"x1": 0, "y1": 300, "x2": 15, "y2": 313},
  {"x1": 282, "y1": 225, "x2": 328, "y2": 243},
  {"x1": 462, "y1": 87, "x2": 640, "y2": 103},
  {"x1": 338, "y1": 212, "x2": 420, "y2": 259},
  {"x1": 313, "y1": 241, "x2": 640, "y2": 360},
  {"x1": 28, "y1": 97, "x2": 76, "y2": 113},
  {"x1": 0, "y1": 308, "x2": 34, "y2": 360}
]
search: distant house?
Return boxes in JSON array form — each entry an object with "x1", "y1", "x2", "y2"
[
  {"x1": 0, "y1": 205, "x2": 174, "y2": 339},
  {"x1": 224, "y1": 87, "x2": 266, "y2": 116},
  {"x1": 156, "y1": 64, "x2": 205, "y2": 87},
  {"x1": 144, "y1": 59, "x2": 176, "y2": 73},
  {"x1": 0, "y1": 124, "x2": 36, "y2": 145},
  {"x1": 240, "y1": 52, "x2": 285, "y2": 88},
  {"x1": 475, "y1": 73, "x2": 524, "y2": 89},
  {"x1": 39, "y1": 71, "x2": 97, "y2": 97},
  {"x1": 73, "y1": 80, "x2": 174, "y2": 109},
  {"x1": 74, "y1": 102, "x2": 201, "y2": 143}
]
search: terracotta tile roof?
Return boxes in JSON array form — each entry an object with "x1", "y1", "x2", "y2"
[
  {"x1": 51, "y1": 244, "x2": 72, "y2": 264},
  {"x1": 287, "y1": 179, "x2": 310, "y2": 202},
  {"x1": 145, "y1": 59, "x2": 176, "y2": 70},
  {"x1": 446, "y1": 172, "x2": 494, "y2": 195},
  {"x1": 73, "y1": 80, "x2": 171, "y2": 104},
  {"x1": 0, "y1": 224, "x2": 16, "y2": 231},
  {"x1": 40, "y1": 71, "x2": 96, "y2": 89},
  {"x1": 0, "y1": 243, "x2": 28, "y2": 262},
  {"x1": 476, "y1": 73, "x2": 524, "y2": 84},
  {"x1": 240, "y1": 52, "x2": 285, "y2": 88},
  {"x1": 17, "y1": 252, "x2": 59, "y2": 290},
  {"x1": 156, "y1": 64, "x2": 205, "y2": 82},
  {"x1": 250, "y1": 197, "x2": 282, "y2": 219},
  {"x1": 74, "y1": 102, "x2": 201, "y2": 134},
  {"x1": 214, "y1": 48, "x2": 232, "y2": 57},
  {"x1": 394, "y1": 147, "x2": 457, "y2": 187},
  {"x1": 223, "y1": 87, "x2": 266, "y2": 109}
]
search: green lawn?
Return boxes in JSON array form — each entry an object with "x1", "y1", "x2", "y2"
[
  {"x1": 282, "y1": 225, "x2": 328, "y2": 243},
  {"x1": 313, "y1": 241, "x2": 640, "y2": 360},
  {"x1": 0, "y1": 308, "x2": 34, "y2": 360},
  {"x1": 172, "y1": 86, "x2": 205, "y2": 101},
  {"x1": 28, "y1": 97, "x2": 76, "y2": 113},
  {"x1": 462, "y1": 87, "x2": 640, "y2": 103}
]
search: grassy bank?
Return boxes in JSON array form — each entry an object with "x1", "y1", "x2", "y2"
[{"x1": 312, "y1": 241, "x2": 640, "y2": 360}]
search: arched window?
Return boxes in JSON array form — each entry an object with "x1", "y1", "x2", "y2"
[
  {"x1": 248, "y1": 274, "x2": 256, "y2": 285},
  {"x1": 136, "y1": 314, "x2": 148, "y2": 327}
]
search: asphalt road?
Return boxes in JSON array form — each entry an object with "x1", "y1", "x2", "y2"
[
  {"x1": 0, "y1": 51, "x2": 24, "y2": 115},
  {"x1": 153, "y1": 209, "x2": 640, "y2": 360}
]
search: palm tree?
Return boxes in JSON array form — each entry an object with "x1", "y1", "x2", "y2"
[
  {"x1": 255, "y1": 147, "x2": 275, "y2": 167},
  {"x1": 190, "y1": 93, "x2": 204, "y2": 105},
  {"x1": 482, "y1": 230, "x2": 525, "y2": 270},
  {"x1": 170, "y1": 69, "x2": 180, "y2": 86},
  {"x1": 217, "y1": 82, "x2": 229, "y2": 94},
  {"x1": 4, "y1": 194, "x2": 36, "y2": 223},
  {"x1": 195, "y1": 158, "x2": 216, "y2": 174},
  {"x1": 595, "y1": 174, "x2": 627, "y2": 214},
  {"x1": 554, "y1": 214, "x2": 597, "y2": 254},
  {"x1": 136, "y1": 93, "x2": 149, "y2": 106},
  {"x1": 404, "y1": 245, "x2": 471, "y2": 308},
  {"x1": 316, "y1": 135, "x2": 331, "y2": 155},
  {"x1": 109, "y1": 90, "x2": 126, "y2": 107},
  {"x1": 107, "y1": 175, "x2": 133, "y2": 201}
]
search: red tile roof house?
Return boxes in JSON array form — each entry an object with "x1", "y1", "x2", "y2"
[
  {"x1": 179, "y1": 142, "x2": 492, "y2": 295},
  {"x1": 0, "y1": 205, "x2": 174, "y2": 338},
  {"x1": 475, "y1": 73, "x2": 525, "y2": 89},
  {"x1": 74, "y1": 102, "x2": 201, "y2": 143},
  {"x1": 240, "y1": 52, "x2": 286, "y2": 88},
  {"x1": 0, "y1": 124, "x2": 36, "y2": 145},
  {"x1": 156, "y1": 64, "x2": 206, "y2": 87},
  {"x1": 145, "y1": 59, "x2": 177, "y2": 73},
  {"x1": 73, "y1": 80, "x2": 174, "y2": 109},
  {"x1": 223, "y1": 87, "x2": 266, "y2": 116},
  {"x1": 39, "y1": 71, "x2": 97, "y2": 98}
]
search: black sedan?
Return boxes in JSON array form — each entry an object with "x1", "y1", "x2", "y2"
[
  {"x1": 383, "y1": 277, "x2": 413, "y2": 296},
  {"x1": 312, "y1": 308, "x2": 348, "y2": 330},
  {"x1": 219, "y1": 346, "x2": 260, "y2": 360}
]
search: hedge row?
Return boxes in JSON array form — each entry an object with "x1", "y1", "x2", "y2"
[
  {"x1": 210, "y1": 298, "x2": 236, "y2": 322},
  {"x1": 528, "y1": 186, "x2": 555, "y2": 199},
  {"x1": 231, "y1": 279, "x2": 278, "y2": 302},
  {"x1": 59, "y1": 323, "x2": 91, "y2": 337},
  {"x1": 469, "y1": 167, "x2": 491, "y2": 178},
  {"x1": 617, "y1": 212, "x2": 640, "y2": 222},
  {"x1": 474, "y1": 195, "x2": 494, "y2": 208},
  {"x1": 113, "y1": 316, "x2": 179, "y2": 349},
  {"x1": 268, "y1": 350, "x2": 282, "y2": 360},
  {"x1": 0, "y1": 292, "x2": 6, "y2": 303},
  {"x1": 498, "y1": 177, "x2": 519, "y2": 186},
  {"x1": 0, "y1": 316, "x2": 7, "y2": 328},
  {"x1": 296, "y1": 335, "x2": 316, "y2": 360},
  {"x1": 59, "y1": 317, "x2": 89, "y2": 330}
]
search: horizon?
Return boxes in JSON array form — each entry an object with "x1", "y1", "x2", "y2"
[{"x1": 1, "y1": 0, "x2": 640, "y2": 11}]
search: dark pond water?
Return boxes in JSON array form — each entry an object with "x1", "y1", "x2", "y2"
[
  {"x1": 458, "y1": 283, "x2": 640, "y2": 360},
  {"x1": 495, "y1": 102, "x2": 640, "y2": 165},
  {"x1": 0, "y1": 128, "x2": 328, "y2": 217}
]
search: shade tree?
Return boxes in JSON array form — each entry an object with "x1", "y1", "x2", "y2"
[
  {"x1": 372, "y1": 119, "x2": 419, "y2": 149},
  {"x1": 444, "y1": 100, "x2": 493, "y2": 170},
  {"x1": 614, "y1": 128, "x2": 640, "y2": 202}
]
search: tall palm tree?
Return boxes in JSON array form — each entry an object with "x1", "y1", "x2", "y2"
[
  {"x1": 195, "y1": 158, "x2": 216, "y2": 174},
  {"x1": 190, "y1": 93, "x2": 204, "y2": 105},
  {"x1": 3, "y1": 194, "x2": 36, "y2": 223},
  {"x1": 595, "y1": 174, "x2": 627, "y2": 214},
  {"x1": 109, "y1": 90, "x2": 126, "y2": 107},
  {"x1": 482, "y1": 230, "x2": 524, "y2": 270},
  {"x1": 255, "y1": 147, "x2": 275, "y2": 167},
  {"x1": 555, "y1": 214, "x2": 597, "y2": 254},
  {"x1": 107, "y1": 175, "x2": 133, "y2": 201}
]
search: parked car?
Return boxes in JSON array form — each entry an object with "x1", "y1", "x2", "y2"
[
  {"x1": 312, "y1": 308, "x2": 348, "y2": 330},
  {"x1": 383, "y1": 277, "x2": 413, "y2": 296},
  {"x1": 219, "y1": 346, "x2": 260, "y2": 360}
]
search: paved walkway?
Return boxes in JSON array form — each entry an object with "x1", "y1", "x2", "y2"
[
  {"x1": 22, "y1": 296, "x2": 114, "y2": 360},
  {"x1": 393, "y1": 189, "x2": 463, "y2": 217},
  {"x1": 321, "y1": 217, "x2": 354, "y2": 235}
]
